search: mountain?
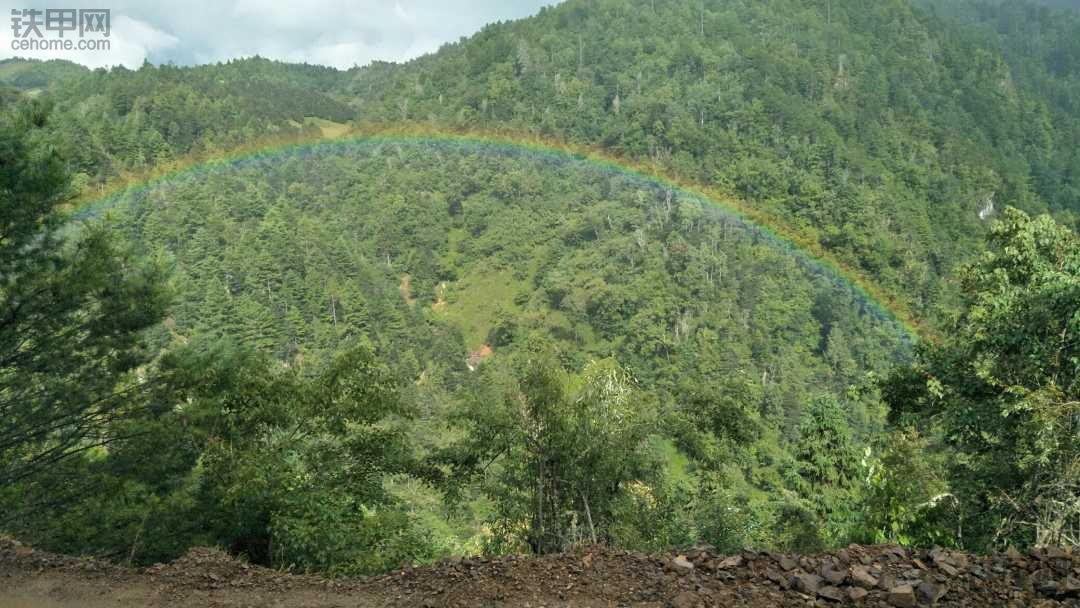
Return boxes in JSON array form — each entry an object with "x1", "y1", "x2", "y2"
[
  {"x1": 2, "y1": 0, "x2": 1079, "y2": 578},
  {"x1": 0, "y1": 58, "x2": 88, "y2": 90},
  {"x1": 342, "y1": 0, "x2": 1080, "y2": 322},
  {"x1": 5, "y1": 57, "x2": 356, "y2": 181}
]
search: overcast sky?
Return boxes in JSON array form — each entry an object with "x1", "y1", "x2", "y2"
[{"x1": 1, "y1": 1, "x2": 556, "y2": 69}]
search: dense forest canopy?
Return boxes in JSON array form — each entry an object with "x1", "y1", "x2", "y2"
[
  {"x1": 344, "y1": 0, "x2": 1080, "y2": 323},
  {"x1": 1, "y1": 0, "x2": 1079, "y2": 574}
]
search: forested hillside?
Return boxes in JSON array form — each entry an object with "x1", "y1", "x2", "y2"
[
  {"x1": 1, "y1": 0, "x2": 1078, "y2": 582},
  {"x1": 0, "y1": 57, "x2": 355, "y2": 183},
  {"x1": 344, "y1": 0, "x2": 1080, "y2": 322}
]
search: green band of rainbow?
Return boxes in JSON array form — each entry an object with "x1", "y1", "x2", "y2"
[{"x1": 68, "y1": 124, "x2": 926, "y2": 343}]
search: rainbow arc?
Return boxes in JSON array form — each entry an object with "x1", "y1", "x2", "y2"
[{"x1": 69, "y1": 123, "x2": 929, "y2": 343}]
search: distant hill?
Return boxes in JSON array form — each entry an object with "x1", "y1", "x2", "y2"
[
  {"x1": 0, "y1": 58, "x2": 88, "y2": 90},
  {"x1": 17, "y1": 57, "x2": 356, "y2": 181}
]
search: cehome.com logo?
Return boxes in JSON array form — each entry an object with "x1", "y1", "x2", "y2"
[{"x1": 10, "y1": 8, "x2": 111, "y2": 52}]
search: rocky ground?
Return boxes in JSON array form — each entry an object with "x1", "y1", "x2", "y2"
[{"x1": 2, "y1": 538, "x2": 1079, "y2": 607}]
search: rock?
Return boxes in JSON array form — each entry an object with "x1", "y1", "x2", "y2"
[
  {"x1": 822, "y1": 567, "x2": 846, "y2": 585},
  {"x1": 817, "y1": 585, "x2": 843, "y2": 602},
  {"x1": 766, "y1": 569, "x2": 790, "y2": 590},
  {"x1": 917, "y1": 581, "x2": 948, "y2": 604},
  {"x1": 938, "y1": 562, "x2": 959, "y2": 577},
  {"x1": 850, "y1": 566, "x2": 878, "y2": 589},
  {"x1": 848, "y1": 587, "x2": 869, "y2": 601},
  {"x1": 716, "y1": 555, "x2": 743, "y2": 569},
  {"x1": 1062, "y1": 575, "x2": 1080, "y2": 596},
  {"x1": 1039, "y1": 580, "x2": 1059, "y2": 596},
  {"x1": 887, "y1": 584, "x2": 917, "y2": 608},
  {"x1": 1046, "y1": 547, "x2": 1069, "y2": 560},
  {"x1": 886, "y1": 546, "x2": 908, "y2": 560},
  {"x1": 778, "y1": 556, "x2": 798, "y2": 572},
  {"x1": 669, "y1": 590, "x2": 700, "y2": 608},
  {"x1": 670, "y1": 555, "x2": 694, "y2": 575},
  {"x1": 792, "y1": 573, "x2": 822, "y2": 594}
]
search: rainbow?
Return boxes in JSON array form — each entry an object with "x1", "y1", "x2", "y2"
[{"x1": 69, "y1": 123, "x2": 928, "y2": 343}]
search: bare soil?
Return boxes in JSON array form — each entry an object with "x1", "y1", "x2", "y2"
[{"x1": 2, "y1": 538, "x2": 1079, "y2": 607}]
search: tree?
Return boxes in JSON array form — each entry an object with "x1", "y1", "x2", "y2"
[
  {"x1": 185, "y1": 340, "x2": 430, "y2": 574},
  {"x1": 2, "y1": 338, "x2": 433, "y2": 572},
  {"x1": 0, "y1": 99, "x2": 168, "y2": 486},
  {"x1": 884, "y1": 207, "x2": 1080, "y2": 549},
  {"x1": 793, "y1": 395, "x2": 864, "y2": 546},
  {"x1": 439, "y1": 346, "x2": 657, "y2": 553}
]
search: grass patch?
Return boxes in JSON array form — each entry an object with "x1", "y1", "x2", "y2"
[
  {"x1": 304, "y1": 117, "x2": 351, "y2": 138},
  {"x1": 434, "y1": 268, "x2": 522, "y2": 351}
]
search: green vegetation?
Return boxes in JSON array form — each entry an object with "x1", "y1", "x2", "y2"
[
  {"x1": 347, "y1": 0, "x2": 1080, "y2": 323},
  {"x1": 0, "y1": 97, "x2": 168, "y2": 487},
  {"x1": 1, "y1": 0, "x2": 1079, "y2": 577},
  {"x1": 2, "y1": 57, "x2": 355, "y2": 185},
  {"x1": 885, "y1": 207, "x2": 1080, "y2": 548}
]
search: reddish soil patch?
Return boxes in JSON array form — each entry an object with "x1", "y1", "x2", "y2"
[{"x1": 467, "y1": 344, "x2": 493, "y2": 370}]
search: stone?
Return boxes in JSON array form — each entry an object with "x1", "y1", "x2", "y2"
[
  {"x1": 917, "y1": 581, "x2": 948, "y2": 604},
  {"x1": 850, "y1": 566, "x2": 878, "y2": 589},
  {"x1": 669, "y1": 590, "x2": 700, "y2": 608},
  {"x1": 670, "y1": 555, "x2": 695, "y2": 575},
  {"x1": 716, "y1": 555, "x2": 743, "y2": 569},
  {"x1": 766, "y1": 569, "x2": 790, "y2": 590},
  {"x1": 792, "y1": 573, "x2": 822, "y2": 594},
  {"x1": 887, "y1": 584, "x2": 917, "y2": 608},
  {"x1": 822, "y1": 567, "x2": 847, "y2": 586},
  {"x1": 1038, "y1": 580, "x2": 1059, "y2": 596},
  {"x1": 887, "y1": 546, "x2": 908, "y2": 559},
  {"x1": 938, "y1": 562, "x2": 959, "y2": 577},
  {"x1": 817, "y1": 585, "x2": 844, "y2": 602},
  {"x1": 778, "y1": 556, "x2": 798, "y2": 572},
  {"x1": 1046, "y1": 547, "x2": 1069, "y2": 560},
  {"x1": 848, "y1": 587, "x2": 869, "y2": 601},
  {"x1": 1062, "y1": 576, "x2": 1080, "y2": 596}
]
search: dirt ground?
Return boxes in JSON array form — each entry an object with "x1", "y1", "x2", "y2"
[{"x1": 3, "y1": 538, "x2": 1080, "y2": 607}]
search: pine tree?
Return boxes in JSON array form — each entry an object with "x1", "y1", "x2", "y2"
[{"x1": 0, "y1": 100, "x2": 168, "y2": 485}]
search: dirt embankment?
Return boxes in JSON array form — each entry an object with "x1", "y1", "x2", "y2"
[{"x1": 2, "y1": 538, "x2": 1079, "y2": 607}]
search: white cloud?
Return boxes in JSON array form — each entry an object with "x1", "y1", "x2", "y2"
[
  {"x1": 0, "y1": 1, "x2": 557, "y2": 69},
  {"x1": 0, "y1": 12, "x2": 178, "y2": 69},
  {"x1": 394, "y1": 2, "x2": 415, "y2": 25}
]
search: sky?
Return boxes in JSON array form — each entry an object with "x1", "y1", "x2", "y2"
[{"x1": 1, "y1": 1, "x2": 556, "y2": 69}]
